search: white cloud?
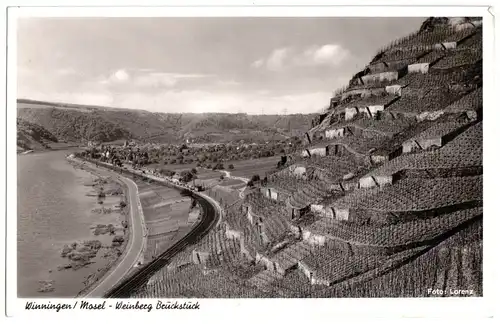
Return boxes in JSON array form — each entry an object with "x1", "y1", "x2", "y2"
[
  {"x1": 252, "y1": 48, "x2": 290, "y2": 71},
  {"x1": 266, "y1": 48, "x2": 290, "y2": 71},
  {"x1": 103, "y1": 69, "x2": 212, "y2": 88},
  {"x1": 251, "y1": 59, "x2": 264, "y2": 68},
  {"x1": 133, "y1": 72, "x2": 179, "y2": 88},
  {"x1": 253, "y1": 44, "x2": 350, "y2": 71},
  {"x1": 110, "y1": 69, "x2": 130, "y2": 83},
  {"x1": 296, "y1": 44, "x2": 350, "y2": 67}
]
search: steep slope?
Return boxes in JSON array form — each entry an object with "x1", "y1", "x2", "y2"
[
  {"x1": 17, "y1": 118, "x2": 59, "y2": 151},
  {"x1": 133, "y1": 16, "x2": 483, "y2": 298}
]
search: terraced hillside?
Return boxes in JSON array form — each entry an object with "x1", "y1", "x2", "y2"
[{"x1": 133, "y1": 17, "x2": 483, "y2": 298}]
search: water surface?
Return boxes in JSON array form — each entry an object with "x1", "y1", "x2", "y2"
[{"x1": 17, "y1": 150, "x2": 120, "y2": 297}]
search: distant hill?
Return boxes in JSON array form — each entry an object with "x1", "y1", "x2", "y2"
[
  {"x1": 16, "y1": 118, "x2": 59, "y2": 151},
  {"x1": 17, "y1": 99, "x2": 316, "y2": 144}
]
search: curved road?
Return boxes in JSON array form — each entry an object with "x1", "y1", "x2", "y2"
[
  {"x1": 221, "y1": 170, "x2": 249, "y2": 199},
  {"x1": 221, "y1": 170, "x2": 249, "y2": 183},
  {"x1": 70, "y1": 159, "x2": 147, "y2": 298}
]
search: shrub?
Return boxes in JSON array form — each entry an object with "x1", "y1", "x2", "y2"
[
  {"x1": 112, "y1": 235, "x2": 124, "y2": 243},
  {"x1": 180, "y1": 170, "x2": 194, "y2": 183},
  {"x1": 119, "y1": 201, "x2": 127, "y2": 209},
  {"x1": 112, "y1": 235, "x2": 125, "y2": 246},
  {"x1": 98, "y1": 189, "x2": 106, "y2": 199},
  {"x1": 213, "y1": 162, "x2": 225, "y2": 170},
  {"x1": 251, "y1": 174, "x2": 261, "y2": 182},
  {"x1": 161, "y1": 169, "x2": 176, "y2": 177},
  {"x1": 228, "y1": 164, "x2": 235, "y2": 170}
]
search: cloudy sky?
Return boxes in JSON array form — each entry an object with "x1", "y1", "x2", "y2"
[{"x1": 17, "y1": 17, "x2": 425, "y2": 114}]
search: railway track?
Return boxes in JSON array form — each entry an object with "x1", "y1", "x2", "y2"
[
  {"x1": 78, "y1": 158, "x2": 220, "y2": 298},
  {"x1": 104, "y1": 195, "x2": 218, "y2": 298}
]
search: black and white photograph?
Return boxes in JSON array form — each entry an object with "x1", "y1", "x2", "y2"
[{"x1": 3, "y1": 2, "x2": 497, "y2": 321}]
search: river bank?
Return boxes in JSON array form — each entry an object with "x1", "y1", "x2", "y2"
[
  {"x1": 69, "y1": 159, "x2": 132, "y2": 297},
  {"x1": 17, "y1": 151, "x2": 130, "y2": 297},
  {"x1": 17, "y1": 142, "x2": 83, "y2": 155}
]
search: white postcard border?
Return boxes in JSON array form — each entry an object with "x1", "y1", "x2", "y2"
[{"x1": 2, "y1": 2, "x2": 497, "y2": 321}]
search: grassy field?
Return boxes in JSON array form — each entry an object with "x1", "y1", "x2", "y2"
[
  {"x1": 196, "y1": 168, "x2": 222, "y2": 180},
  {"x1": 219, "y1": 178, "x2": 244, "y2": 187},
  {"x1": 151, "y1": 163, "x2": 198, "y2": 173},
  {"x1": 192, "y1": 168, "x2": 222, "y2": 188},
  {"x1": 228, "y1": 156, "x2": 281, "y2": 179},
  {"x1": 133, "y1": 178, "x2": 194, "y2": 263},
  {"x1": 146, "y1": 155, "x2": 282, "y2": 183},
  {"x1": 139, "y1": 186, "x2": 191, "y2": 223},
  {"x1": 205, "y1": 186, "x2": 242, "y2": 207}
]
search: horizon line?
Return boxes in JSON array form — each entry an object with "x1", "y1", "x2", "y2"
[{"x1": 16, "y1": 98, "x2": 317, "y2": 116}]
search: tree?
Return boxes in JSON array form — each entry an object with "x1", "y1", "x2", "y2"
[
  {"x1": 213, "y1": 162, "x2": 224, "y2": 170},
  {"x1": 191, "y1": 168, "x2": 198, "y2": 174},
  {"x1": 251, "y1": 174, "x2": 261, "y2": 182},
  {"x1": 179, "y1": 144, "x2": 188, "y2": 152},
  {"x1": 180, "y1": 170, "x2": 194, "y2": 183},
  {"x1": 220, "y1": 174, "x2": 225, "y2": 180},
  {"x1": 228, "y1": 164, "x2": 234, "y2": 170},
  {"x1": 160, "y1": 169, "x2": 176, "y2": 177},
  {"x1": 247, "y1": 180, "x2": 254, "y2": 187}
]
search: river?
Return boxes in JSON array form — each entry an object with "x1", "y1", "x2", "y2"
[{"x1": 17, "y1": 150, "x2": 122, "y2": 297}]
